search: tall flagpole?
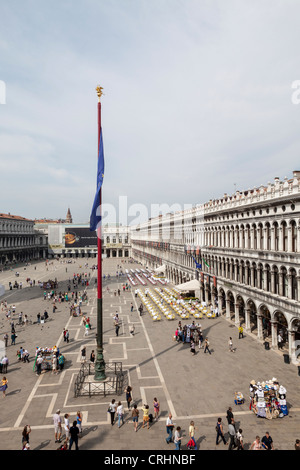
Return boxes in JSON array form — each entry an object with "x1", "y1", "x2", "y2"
[{"x1": 94, "y1": 85, "x2": 106, "y2": 381}]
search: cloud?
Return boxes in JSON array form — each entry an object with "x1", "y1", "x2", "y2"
[{"x1": 0, "y1": 0, "x2": 300, "y2": 223}]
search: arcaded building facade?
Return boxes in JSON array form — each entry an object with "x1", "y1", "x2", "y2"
[
  {"x1": 0, "y1": 213, "x2": 47, "y2": 264},
  {"x1": 131, "y1": 171, "x2": 300, "y2": 364}
]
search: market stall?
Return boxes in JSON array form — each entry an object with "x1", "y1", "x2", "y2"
[
  {"x1": 33, "y1": 346, "x2": 59, "y2": 373},
  {"x1": 248, "y1": 378, "x2": 288, "y2": 419}
]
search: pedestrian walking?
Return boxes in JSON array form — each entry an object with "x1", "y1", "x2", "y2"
[
  {"x1": 21, "y1": 425, "x2": 31, "y2": 450},
  {"x1": 108, "y1": 399, "x2": 117, "y2": 425},
  {"x1": 198, "y1": 331, "x2": 203, "y2": 349},
  {"x1": 58, "y1": 353, "x2": 65, "y2": 371},
  {"x1": 228, "y1": 419, "x2": 237, "y2": 450},
  {"x1": 115, "y1": 323, "x2": 120, "y2": 337},
  {"x1": 76, "y1": 411, "x2": 83, "y2": 436},
  {"x1": 174, "y1": 426, "x2": 182, "y2": 450},
  {"x1": 238, "y1": 325, "x2": 244, "y2": 339},
  {"x1": 226, "y1": 407, "x2": 234, "y2": 425},
  {"x1": 69, "y1": 420, "x2": 79, "y2": 450},
  {"x1": 204, "y1": 337, "x2": 211, "y2": 354},
  {"x1": 125, "y1": 385, "x2": 133, "y2": 410},
  {"x1": 11, "y1": 332, "x2": 17, "y2": 345},
  {"x1": 132, "y1": 404, "x2": 139, "y2": 432},
  {"x1": 188, "y1": 421, "x2": 197, "y2": 450},
  {"x1": 90, "y1": 350, "x2": 95, "y2": 363},
  {"x1": 142, "y1": 404, "x2": 150, "y2": 429},
  {"x1": 190, "y1": 340, "x2": 195, "y2": 356},
  {"x1": 153, "y1": 397, "x2": 160, "y2": 421},
  {"x1": 53, "y1": 410, "x2": 62, "y2": 443},
  {"x1": 261, "y1": 431, "x2": 274, "y2": 450},
  {"x1": 166, "y1": 413, "x2": 174, "y2": 444},
  {"x1": 64, "y1": 414, "x2": 70, "y2": 443},
  {"x1": 216, "y1": 418, "x2": 227, "y2": 446},
  {"x1": 250, "y1": 436, "x2": 263, "y2": 450},
  {"x1": 228, "y1": 337, "x2": 235, "y2": 352},
  {"x1": 81, "y1": 347, "x2": 86, "y2": 363},
  {"x1": 117, "y1": 401, "x2": 124, "y2": 428},
  {"x1": 65, "y1": 330, "x2": 69, "y2": 343},
  {"x1": 295, "y1": 439, "x2": 300, "y2": 450},
  {"x1": 129, "y1": 324, "x2": 135, "y2": 336},
  {"x1": 1, "y1": 356, "x2": 9, "y2": 373},
  {"x1": 0, "y1": 377, "x2": 8, "y2": 397},
  {"x1": 36, "y1": 354, "x2": 43, "y2": 376},
  {"x1": 52, "y1": 354, "x2": 58, "y2": 375},
  {"x1": 277, "y1": 333, "x2": 283, "y2": 349},
  {"x1": 236, "y1": 428, "x2": 244, "y2": 450},
  {"x1": 3, "y1": 333, "x2": 8, "y2": 348}
]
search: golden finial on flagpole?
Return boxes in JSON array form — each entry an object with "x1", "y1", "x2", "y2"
[{"x1": 96, "y1": 85, "x2": 104, "y2": 102}]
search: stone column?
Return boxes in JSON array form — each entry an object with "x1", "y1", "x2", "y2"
[
  {"x1": 263, "y1": 268, "x2": 268, "y2": 291},
  {"x1": 271, "y1": 228, "x2": 275, "y2": 251},
  {"x1": 250, "y1": 228, "x2": 254, "y2": 250},
  {"x1": 244, "y1": 308, "x2": 250, "y2": 332},
  {"x1": 289, "y1": 330, "x2": 300, "y2": 364},
  {"x1": 234, "y1": 261, "x2": 239, "y2": 282},
  {"x1": 245, "y1": 229, "x2": 249, "y2": 249},
  {"x1": 251, "y1": 266, "x2": 255, "y2": 287},
  {"x1": 287, "y1": 226, "x2": 293, "y2": 253},
  {"x1": 271, "y1": 270, "x2": 276, "y2": 294},
  {"x1": 263, "y1": 227, "x2": 268, "y2": 250},
  {"x1": 297, "y1": 226, "x2": 300, "y2": 253},
  {"x1": 257, "y1": 314, "x2": 263, "y2": 341},
  {"x1": 288, "y1": 274, "x2": 293, "y2": 299},
  {"x1": 271, "y1": 321, "x2": 278, "y2": 349},
  {"x1": 225, "y1": 299, "x2": 231, "y2": 319},
  {"x1": 239, "y1": 229, "x2": 243, "y2": 249},
  {"x1": 234, "y1": 303, "x2": 240, "y2": 326},
  {"x1": 258, "y1": 267, "x2": 262, "y2": 290},
  {"x1": 288, "y1": 329, "x2": 295, "y2": 363},
  {"x1": 279, "y1": 272, "x2": 284, "y2": 297},
  {"x1": 279, "y1": 226, "x2": 284, "y2": 251},
  {"x1": 234, "y1": 230, "x2": 238, "y2": 248}
]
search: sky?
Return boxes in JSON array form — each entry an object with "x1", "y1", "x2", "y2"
[{"x1": 1, "y1": 0, "x2": 300, "y2": 225}]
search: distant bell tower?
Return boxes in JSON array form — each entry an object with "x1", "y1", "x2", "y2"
[{"x1": 66, "y1": 207, "x2": 73, "y2": 224}]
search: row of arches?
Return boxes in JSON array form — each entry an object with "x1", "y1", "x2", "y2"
[
  {"x1": 215, "y1": 287, "x2": 300, "y2": 363},
  {"x1": 163, "y1": 262, "x2": 300, "y2": 363},
  {"x1": 184, "y1": 219, "x2": 300, "y2": 253},
  {"x1": 200, "y1": 255, "x2": 300, "y2": 301}
]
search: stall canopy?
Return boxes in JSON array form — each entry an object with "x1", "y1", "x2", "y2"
[
  {"x1": 154, "y1": 265, "x2": 166, "y2": 273},
  {"x1": 175, "y1": 279, "x2": 200, "y2": 291}
]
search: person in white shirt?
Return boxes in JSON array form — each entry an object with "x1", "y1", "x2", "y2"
[
  {"x1": 64, "y1": 413, "x2": 70, "y2": 442},
  {"x1": 117, "y1": 401, "x2": 124, "y2": 428},
  {"x1": 53, "y1": 410, "x2": 62, "y2": 443},
  {"x1": 108, "y1": 399, "x2": 117, "y2": 425},
  {"x1": 166, "y1": 413, "x2": 174, "y2": 444}
]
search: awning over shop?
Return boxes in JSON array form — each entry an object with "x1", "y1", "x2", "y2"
[
  {"x1": 154, "y1": 265, "x2": 166, "y2": 273},
  {"x1": 175, "y1": 279, "x2": 200, "y2": 291}
]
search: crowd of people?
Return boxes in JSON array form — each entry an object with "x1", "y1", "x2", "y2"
[{"x1": 0, "y1": 258, "x2": 299, "y2": 451}]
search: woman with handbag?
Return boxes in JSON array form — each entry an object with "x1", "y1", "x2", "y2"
[
  {"x1": 108, "y1": 399, "x2": 117, "y2": 426},
  {"x1": 125, "y1": 386, "x2": 133, "y2": 410}
]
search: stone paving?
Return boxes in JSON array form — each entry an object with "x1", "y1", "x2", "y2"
[{"x1": 0, "y1": 257, "x2": 299, "y2": 451}]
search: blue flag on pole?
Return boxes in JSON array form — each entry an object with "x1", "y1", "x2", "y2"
[
  {"x1": 192, "y1": 256, "x2": 202, "y2": 270},
  {"x1": 90, "y1": 128, "x2": 104, "y2": 231}
]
